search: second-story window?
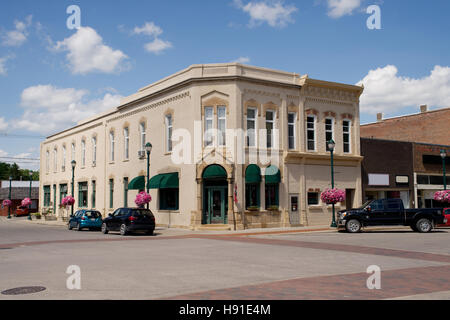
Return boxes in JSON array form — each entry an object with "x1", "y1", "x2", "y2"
[
  {"x1": 266, "y1": 110, "x2": 274, "y2": 149},
  {"x1": 81, "y1": 140, "x2": 86, "y2": 167},
  {"x1": 46, "y1": 151, "x2": 50, "y2": 173},
  {"x1": 166, "y1": 115, "x2": 173, "y2": 152},
  {"x1": 71, "y1": 143, "x2": 75, "y2": 161},
  {"x1": 53, "y1": 148, "x2": 57, "y2": 172},
  {"x1": 110, "y1": 131, "x2": 115, "y2": 162},
  {"x1": 140, "y1": 122, "x2": 146, "y2": 152},
  {"x1": 92, "y1": 137, "x2": 97, "y2": 165},
  {"x1": 306, "y1": 116, "x2": 316, "y2": 151},
  {"x1": 288, "y1": 112, "x2": 296, "y2": 150},
  {"x1": 247, "y1": 108, "x2": 257, "y2": 147},
  {"x1": 325, "y1": 118, "x2": 334, "y2": 151},
  {"x1": 217, "y1": 106, "x2": 226, "y2": 146},
  {"x1": 62, "y1": 146, "x2": 66, "y2": 171},
  {"x1": 343, "y1": 120, "x2": 351, "y2": 153},
  {"x1": 124, "y1": 127, "x2": 129, "y2": 160},
  {"x1": 204, "y1": 107, "x2": 213, "y2": 147}
]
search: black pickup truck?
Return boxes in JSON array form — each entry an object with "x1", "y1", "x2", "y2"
[{"x1": 338, "y1": 198, "x2": 446, "y2": 233}]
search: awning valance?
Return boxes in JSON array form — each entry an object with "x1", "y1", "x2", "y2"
[
  {"x1": 148, "y1": 173, "x2": 179, "y2": 189},
  {"x1": 202, "y1": 165, "x2": 227, "y2": 179},
  {"x1": 128, "y1": 176, "x2": 146, "y2": 190},
  {"x1": 265, "y1": 165, "x2": 281, "y2": 184},
  {"x1": 245, "y1": 164, "x2": 261, "y2": 183}
]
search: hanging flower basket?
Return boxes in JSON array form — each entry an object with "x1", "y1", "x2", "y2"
[
  {"x1": 135, "y1": 191, "x2": 152, "y2": 208},
  {"x1": 321, "y1": 188, "x2": 346, "y2": 205},
  {"x1": 2, "y1": 199, "x2": 12, "y2": 207},
  {"x1": 434, "y1": 190, "x2": 450, "y2": 204},
  {"x1": 61, "y1": 196, "x2": 75, "y2": 208},
  {"x1": 21, "y1": 198, "x2": 32, "y2": 207}
]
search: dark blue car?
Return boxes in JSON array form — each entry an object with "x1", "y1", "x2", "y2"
[{"x1": 68, "y1": 210, "x2": 103, "y2": 231}]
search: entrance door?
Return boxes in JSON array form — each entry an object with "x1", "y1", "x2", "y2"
[
  {"x1": 208, "y1": 188, "x2": 226, "y2": 224},
  {"x1": 289, "y1": 195, "x2": 300, "y2": 225}
]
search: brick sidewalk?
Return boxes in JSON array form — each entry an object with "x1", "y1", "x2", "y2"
[{"x1": 166, "y1": 265, "x2": 450, "y2": 300}]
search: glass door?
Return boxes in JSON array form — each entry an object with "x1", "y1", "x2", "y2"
[{"x1": 208, "y1": 188, "x2": 225, "y2": 224}]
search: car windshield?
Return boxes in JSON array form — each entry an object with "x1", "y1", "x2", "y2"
[
  {"x1": 85, "y1": 211, "x2": 100, "y2": 218},
  {"x1": 358, "y1": 201, "x2": 373, "y2": 210}
]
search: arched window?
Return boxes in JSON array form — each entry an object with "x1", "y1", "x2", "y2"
[{"x1": 109, "y1": 131, "x2": 115, "y2": 162}]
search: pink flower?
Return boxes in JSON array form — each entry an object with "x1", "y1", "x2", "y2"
[
  {"x1": 434, "y1": 191, "x2": 450, "y2": 203},
  {"x1": 61, "y1": 196, "x2": 75, "y2": 207},
  {"x1": 21, "y1": 198, "x2": 32, "y2": 207},
  {"x1": 2, "y1": 199, "x2": 12, "y2": 207},
  {"x1": 135, "y1": 191, "x2": 152, "y2": 207},
  {"x1": 321, "y1": 188, "x2": 346, "y2": 205}
]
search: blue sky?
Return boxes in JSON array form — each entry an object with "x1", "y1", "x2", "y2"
[{"x1": 0, "y1": 0, "x2": 449, "y2": 169}]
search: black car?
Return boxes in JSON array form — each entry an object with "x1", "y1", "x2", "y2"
[
  {"x1": 102, "y1": 208, "x2": 156, "y2": 236},
  {"x1": 338, "y1": 198, "x2": 446, "y2": 233}
]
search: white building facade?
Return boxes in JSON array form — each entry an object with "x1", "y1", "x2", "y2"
[{"x1": 40, "y1": 63, "x2": 364, "y2": 229}]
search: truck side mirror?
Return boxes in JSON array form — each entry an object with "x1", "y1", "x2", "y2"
[{"x1": 366, "y1": 206, "x2": 372, "y2": 213}]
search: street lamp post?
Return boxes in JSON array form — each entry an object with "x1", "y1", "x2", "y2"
[
  {"x1": 328, "y1": 140, "x2": 337, "y2": 228},
  {"x1": 441, "y1": 150, "x2": 447, "y2": 190},
  {"x1": 145, "y1": 143, "x2": 153, "y2": 210},
  {"x1": 7, "y1": 176, "x2": 12, "y2": 219},
  {"x1": 28, "y1": 172, "x2": 32, "y2": 220},
  {"x1": 71, "y1": 160, "x2": 76, "y2": 216}
]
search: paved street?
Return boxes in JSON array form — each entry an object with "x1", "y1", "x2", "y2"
[{"x1": 0, "y1": 217, "x2": 449, "y2": 300}]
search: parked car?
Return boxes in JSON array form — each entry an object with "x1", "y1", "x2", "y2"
[
  {"x1": 101, "y1": 208, "x2": 155, "y2": 236},
  {"x1": 338, "y1": 198, "x2": 446, "y2": 233},
  {"x1": 68, "y1": 210, "x2": 103, "y2": 231},
  {"x1": 14, "y1": 206, "x2": 30, "y2": 217},
  {"x1": 438, "y1": 208, "x2": 450, "y2": 227}
]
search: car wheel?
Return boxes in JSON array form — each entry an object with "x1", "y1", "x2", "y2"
[
  {"x1": 120, "y1": 224, "x2": 128, "y2": 236},
  {"x1": 346, "y1": 219, "x2": 362, "y2": 233},
  {"x1": 68, "y1": 223, "x2": 73, "y2": 231},
  {"x1": 101, "y1": 223, "x2": 109, "y2": 234},
  {"x1": 76, "y1": 223, "x2": 82, "y2": 232},
  {"x1": 416, "y1": 218, "x2": 433, "y2": 233}
]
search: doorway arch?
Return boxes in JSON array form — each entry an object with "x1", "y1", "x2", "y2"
[{"x1": 202, "y1": 164, "x2": 228, "y2": 224}]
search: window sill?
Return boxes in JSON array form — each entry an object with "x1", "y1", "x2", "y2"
[{"x1": 158, "y1": 209, "x2": 179, "y2": 213}]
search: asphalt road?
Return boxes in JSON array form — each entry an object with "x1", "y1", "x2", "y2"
[{"x1": 1, "y1": 217, "x2": 449, "y2": 300}]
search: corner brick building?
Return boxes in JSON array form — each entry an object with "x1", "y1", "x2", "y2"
[{"x1": 360, "y1": 106, "x2": 450, "y2": 146}]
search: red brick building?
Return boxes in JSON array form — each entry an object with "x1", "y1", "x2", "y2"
[{"x1": 360, "y1": 106, "x2": 450, "y2": 146}]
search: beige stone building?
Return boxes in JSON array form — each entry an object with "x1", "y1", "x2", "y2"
[{"x1": 40, "y1": 63, "x2": 364, "y2": 229}]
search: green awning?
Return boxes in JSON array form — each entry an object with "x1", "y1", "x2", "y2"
[
  {"x1": 265, "y1": 165, "x2": 281, "y2": 184},
  {"x1": 202, "y1": 165, "x2": 227, "y2": 179},
  {"x1": 128, "y1": 176, "x2": 145, "y2": 190},
  {"x1": 245, "y1": 164, "x2": 261, "y2": 183},
  {"x1": 148, "y1": 173, "x2": 179, "y2": 189}
]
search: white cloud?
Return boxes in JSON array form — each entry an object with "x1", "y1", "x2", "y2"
[
  {"x1": 133, "y1": 22, "x2": 172, "y2": 55},
  {"x1": 144, "y1": 38, "x2": 173, "y2": 54},
  {"x1": 232, "y1": 57, "x2": 251, "y2": 64},
  {"x1": 357, "y1": 65, "x2": 450, "y2": 114},
  {"x1": 54, "y1": 27, "x2": 128, "y2": 74},
  {"x1": 133, "y1": 22, "x2": 163, "y2": 37},
  {"x1": 0, "y1": 57, "x2": 9, "y2": 75},
  {"x1": 0, "y1": 149, "x2": 8, "y2": 157},
  {"x1": 16, "y1": 85, "x2": 123, "y2": 135},
  {"x1": 0, "y1": 117, "x2": 8, "y2": 131},
  {"x1": 1, "y1": 15, "x2": 33, "y2": 46},
  {"x1": 233, "y1": 0, "x2": 298, "y2": 28},
  {"x1": 326, "y1": 0, "x2": 362, "y2": 18}
]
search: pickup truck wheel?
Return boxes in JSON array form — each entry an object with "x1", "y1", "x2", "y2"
[
  {"x1": 416, "y1": 218, "x2": 433, "y2": 233},
  {"x1": 346, "y1": 219, "x2": 361, "y2": 233},
  {"x1": 101, "y1": 223, "x2": 109, "y2": 234}
]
